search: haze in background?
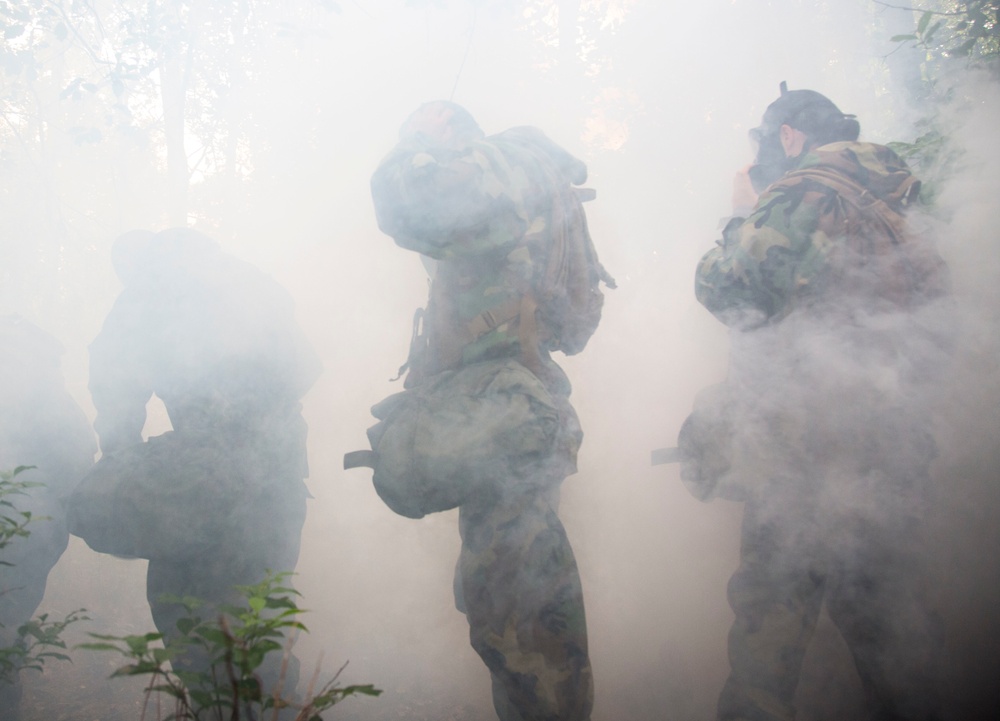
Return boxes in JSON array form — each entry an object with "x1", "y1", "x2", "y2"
[{"x1": 2, "y1": 2, "x2": 997, "y2": 720}]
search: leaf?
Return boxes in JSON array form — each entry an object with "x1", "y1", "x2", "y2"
[
  {"x1": 76, "y1": 642, "x2": 123, "y2": 653},
  {"x1": 890, "y1": 34, "x2": 917, "y2": 42},
  {"x1": 925, "y1": 20, "x2": 945, "y2": 44},
  {"x1": 132, "y1": 632, "x2": 164, "y2": 648},
  {"x1": 248, "y1": 596, "x2": 266, "y2": 613},
  {"x1": 36, "y1": 652, "x2": 71, "y2": 662},
  {"x1": 3, "y1": 24, "x2": 24, "y2": 40},
  {"x1": 195, "y1": 627, "x2": 228, "y2": 646},
  {"x1": 341, "y1": 684, "x2": 382, "y2": 698},
  {"x1": 84, "y1": 632, "x2": 132, "y2": 642},
  {"x1": 54, "y1": 22, "x2": 67, "y2": 41},
  {"x1": 264, "y1": 596, "x2": 299, "y2": 611},
  {"x1": 917, "y1": 10, "x2": 933, "y2": 36},
  {"x1": 235, "y1": 676, "x2": 262, "y2": 701},
  {"x1": 110, "y1": 661, "x2": 162, "y2": 677},
  {"x1": 149, "y1": 683, "x2": 186, "y2": 700},
  {"x1": 954, "y1": 37, "x2": 978, "y2": 56},
  {"x1": 59, "y1": 78, "x2": 82, "y2": 100}
]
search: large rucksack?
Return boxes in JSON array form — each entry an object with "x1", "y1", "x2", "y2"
[
  {"x1": 491, "y1": 127, "x2": 616, "y2": 359},
  {"x1": 769, "y1": 149, "x2": 949, "y2": 313},
  {"x1": 387, "y1": 127, "x2": 616, "y2": 386}
]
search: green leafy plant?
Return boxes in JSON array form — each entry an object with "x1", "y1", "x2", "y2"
[
  {"x1": 79, "y1": 571, "x2": 380, "y2": 720},
  {"x1": 1, "y1": 466, "x2": 87, "y2": 685},
  {"x1": 887, "y1": 121, "x2": 956, "y2": 206},
  {"x1": 885, "y1": 1, "x2": 999, "y2": 65},
  {"x1": 0, "y1": 610, "x2": 88, "y2": 684},
  {"x1": 0, "y1": 466, "x2": 40, "y2": 557},
  {"x1": 880, "y1": 2, "x2": 1000, "y2": 208}
]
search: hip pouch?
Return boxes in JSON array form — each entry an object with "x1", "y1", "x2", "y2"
[
  {"x1": 353, "y1": 358, "x2": 561, "y2": 519},
  {"x1": 67, "y1": 430, "x2": 272, "y2": 560}
]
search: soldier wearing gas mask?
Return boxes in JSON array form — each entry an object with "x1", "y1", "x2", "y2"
[{"x1": 686, "y1": 84, "x2": 952, "y2": 721}]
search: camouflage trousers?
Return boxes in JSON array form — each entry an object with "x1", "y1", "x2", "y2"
[
  {"x1": 718, "y1": 495, "x2": 943, "y2": 721},
  {"x1": 145, "y1": 478, "x2": 308, "y2": 698},
  {"x1": 456, "y1": 486, "x2": 593, "y2": 721}
]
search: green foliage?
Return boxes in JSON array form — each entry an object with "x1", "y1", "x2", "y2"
[
  {"x1": 887, "y1": 1, "x2": 999, "y2": 70},
  {"x1": 0, "y1": 466, "x2": 38, "y2": 556},
  {"x1": 0, "y1": 610, "x2": 88, "y2": 684},
  {"x1": 882, "y1": 2, "x2": 1000, "y2": 209},
  {"x1": 1, "y1": 466, "x2": 87, "y2": 685},
  {"x1": 79, "y1": 571, "x2": 381, "y2": 721},
  {"x1": 887, "y1": 122, "x2": 956, "y2": 206}
]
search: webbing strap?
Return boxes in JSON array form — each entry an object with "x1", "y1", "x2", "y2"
[
  {"x1": 464, "y1": 296, "x2": 522, "y2": 340},
  {"x1": 343, "y1": 450, "x2": 375, "y2": 470}
]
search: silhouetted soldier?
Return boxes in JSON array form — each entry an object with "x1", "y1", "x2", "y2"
[
  {"x1": 0, "y1": 316, "x2": 96, "y2": 721},
  {"x1": 77, "y1": 228, "x2": 321, "y2": 696},
  {"x1": 685, "y1": 85, "x2": 950, "y2": 721},
  {"x1": 358, "y1": 101, "x2": 614, "y2": 721}
]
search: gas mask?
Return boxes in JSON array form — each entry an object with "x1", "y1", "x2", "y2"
[{"x1": 747, "y1": 127, "x2": 794, "y2": 195}]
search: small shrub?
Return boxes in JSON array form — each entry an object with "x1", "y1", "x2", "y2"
[
  {"x1": 1, "y1": 466, "x2": 87, "y2": 685},
  {"x1": 79, "y1": 571, "x2": 380, "y2": 721}
]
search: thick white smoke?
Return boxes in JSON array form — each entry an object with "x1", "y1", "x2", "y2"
[{"x1": 2, "y1": 2, "x2": 998, "y2": 720}]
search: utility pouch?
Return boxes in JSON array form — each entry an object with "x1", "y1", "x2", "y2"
[
  {"x1": 677, "y1": 382, "x2": 738, "y2": 502},
  {"x1": 354, "y1": 358, "x2": 562, "y2": 519}
]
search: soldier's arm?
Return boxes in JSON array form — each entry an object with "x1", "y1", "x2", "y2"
[
  {"x1": 88, "y1": 301, "x2": 153, "y2": 455},
  {"x1": 370, "y1": 140, "x2": 527, "y2": 261},
  {"x1": 695, "y1": 187, "x2": 819, "y2": 328}
]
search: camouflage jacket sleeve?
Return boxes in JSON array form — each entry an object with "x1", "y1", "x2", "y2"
[
  {"x1": 88, "y1": 292, "x2": 155, "y2": 454},
  {"x1": 695, "y1": 183, "x2": 824, "y2": 328},
  {"x1": 370, "y1": 137, "x2": 531, "y2": 260},
  {"x1": 696, "y1": 142, "x2": 941, "y2": 328}
]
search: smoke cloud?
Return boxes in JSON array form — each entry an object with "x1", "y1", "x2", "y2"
[{"x1": 2, "y1": 2, "x2": 998, "y2": 720}]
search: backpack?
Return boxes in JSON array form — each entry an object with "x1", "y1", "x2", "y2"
[
  {"x1": 768, "y1": 151, "x2": 949, "y2": 314},
  {"x1": 498, "y1": 127, "x2": 616, "y2": 359},
  {"x1": 395, "y1": 128, "x2": 615, "y2": 385}
]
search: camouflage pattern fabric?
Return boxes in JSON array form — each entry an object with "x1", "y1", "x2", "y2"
[
  {"x1": 366, "y1": 358, "x2": 565, "y2": 520},
  {"x1": 695, "y1": 143, "x2": 949, "y2": 721},
  {"x1": 144, "y1": 475, "x2": 307, "y2": 695},
  {"x1": 721, "y1": 498, "x2": 943, "y2": 721},
  {"x1": 85, "y1": 229, "x2": 320, "y2": 699},
  {"x1": 457, "y1": 476, "x2": 592, "y2": 721},
  {"x1": 68, "y1": 421, "x2": 308, "y2": 560},
  {"x1": 371, "y1": 111, "x2": 596, "y2": 721},
  {"x1": 371, "y1": 124, "x2": 611, "y2": 384},
  {"x1": 696, "y1": 142, "x2": 948, "y2": 329}
]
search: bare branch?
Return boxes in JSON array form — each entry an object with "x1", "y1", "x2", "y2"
[{"x1": 872, "y1": 1, "x2": 964, "y2": 16}]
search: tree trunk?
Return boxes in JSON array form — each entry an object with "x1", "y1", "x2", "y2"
[{"x1": 160, "y1": 46, "x2": 189, "y2": 227}]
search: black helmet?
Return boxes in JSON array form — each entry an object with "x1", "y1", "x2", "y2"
[
  {"x1": 751, "y1": 82, "x2": 859, "y2": 147},
  {"x1": 747, "y1": 82, "x2": 860, "y2": 193}
]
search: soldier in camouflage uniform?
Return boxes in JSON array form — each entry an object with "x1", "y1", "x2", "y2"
[
  {"x1": 690, "y1": 87, "x2": 950, "y2": 721},
  {"x1": 85, "y1": 228, "x2": 321, "y2": 697},
  {"x1": 369, "y1": 101, "x2": 609, "y2": 721},
  {"x1": 0, "y1": 316, "x2": 96, "y2": 721}
]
